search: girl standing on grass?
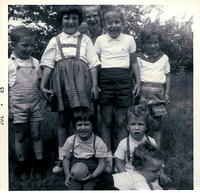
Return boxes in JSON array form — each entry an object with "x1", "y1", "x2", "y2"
[
  {"x1": 40, "y1": 5, "x2": 100, "y2": 173},
  {"x1": 137, "y1": 25, "x2": 170, "y2": 147}
]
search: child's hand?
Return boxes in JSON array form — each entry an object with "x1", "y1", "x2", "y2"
[
  {"x1": 133, "y1": 83, "x2": 141, "y2": 98},
  {"x1": 91, "y1": 85, "x2": 99, "y2": 101},
  {"x1": 159, "y1": 171, "x2": 172, "y2": 186},
  {"x1": 64, "y1": 174, "x2": 72, "y2": 187},
  {"x1": 164, "y1": 93, "x2": 170, "y2": 104},
  {"x1": 80, "y1": 173, "x2": 93, "y2": 181}
]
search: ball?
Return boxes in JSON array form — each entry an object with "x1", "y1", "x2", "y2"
[{"x1": 71, "y1": 162, "x2": 89, "y2": 181}]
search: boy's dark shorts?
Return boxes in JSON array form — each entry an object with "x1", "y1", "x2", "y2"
[
  {"x1": 99, "y1": 89, "x2": 133, "y2": 107},
  {"x1": 99, "y1": 68, "x2": 133, "y2": 107}
]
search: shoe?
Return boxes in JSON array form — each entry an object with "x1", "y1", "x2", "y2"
[
  {"x1": 18, "y1": 171, "x2": 30, "y2": 181},
  {"x1": 16, "y1": 160, "x2": 30, "y2": 181},
  {"x1": 52, "y1": 160, "x2": 63, "y2": 174},
  {"x1": 34, "y1": 159, "x2": 46, "y2": 180}
]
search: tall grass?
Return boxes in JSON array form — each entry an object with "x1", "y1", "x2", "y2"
[{"x1": 9, "y1": 72, "x2": 193, "y2": 190}]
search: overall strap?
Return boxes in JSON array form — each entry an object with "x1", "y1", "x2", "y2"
[
  {"x1": 55, "y1": 35, "x2": 65, "y2": 59},
  {"x1": 76, "y1": 33, "x2": 83, "y2": 59},
  {"x1": 127, "y1": 137, "x2": 131, "y2": 162},
  {"x1": 93, "y1": 135, "x2": 96, "y2": 155},
  {"x1": 71, "y1": 134, "x2": 77, "y2": 154}
]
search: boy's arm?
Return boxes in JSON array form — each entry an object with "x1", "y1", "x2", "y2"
[
  {"x1": 164, "y1": 73, "x2": 170, "y2": 104},
  {"x1": 91, "y1": 158, "x2": 106, "y2": 178},
  {"x1": 63, "y1": 156, "x2": 71, "y2": 187},
  {"x1": 130, "y1": 52, "x2": 141, "y2": 97},
  {"x1": 115, "y1": 158, "x2": 126, "y2": 173}
]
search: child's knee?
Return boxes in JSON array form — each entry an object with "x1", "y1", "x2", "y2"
[
  {"x1": 16, "y1": 134, "x2": 26, "y2": 143},
  {"x1": 31, "y1": 131, "x2": 41, "y2": 141}
]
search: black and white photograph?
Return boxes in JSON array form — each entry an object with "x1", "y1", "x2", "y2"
[{"x1": 0, "y1": 0, "x2": 199, "y2": 191}]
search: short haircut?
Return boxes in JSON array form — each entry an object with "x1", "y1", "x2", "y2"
[
  {"x1": 72, "y1": 107, "x2": 94, "y2": 127},
  {"x1": 103, "y1": 7, "x2": 124, "y2": 24},
  {"x1": 125, "y1": 102, "x2": 148, "y2": 123},
  {"x1": 10, "y1": 25, "x2": 34, "y2": 43},
  {"x1": 140, "y1": 24, "x2": 162, "y2": 46},
  {"x1": 82, "y1": 5, "x2": 103, "y2": 27},
  {"x1": 58, "y1": 5, "x2": 83, "y2": 26},
  {"x1": 132, "y1": 140, "x2": 164, "y2": 171}
]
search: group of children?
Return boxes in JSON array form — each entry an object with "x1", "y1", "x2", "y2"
[{"x1": 8, "y1": 5, "x2": 171, "y2": 190}]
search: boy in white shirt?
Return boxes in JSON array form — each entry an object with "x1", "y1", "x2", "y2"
[
  {"x1": 9, "y1": 26, "x2": 44, "y2": 181},
  {"x1": 95, "y1": 8, "x2": 141, "y2": 172}
]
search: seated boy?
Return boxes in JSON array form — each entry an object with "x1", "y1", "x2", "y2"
[{"x1": 62, "y1": 107, "x2": 107, "y2": 190}]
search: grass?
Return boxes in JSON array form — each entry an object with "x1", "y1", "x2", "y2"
[{"x1": 9, "y1": 71, "x2": 193, "y2": 190}]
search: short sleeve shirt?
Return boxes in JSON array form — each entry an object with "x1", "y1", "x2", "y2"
[
  {"x1": 62, "y1": 133, "x2": 107, "y2": 159},
  {"x1": 137, "y1": 54, "x2": 170, "y2": 84},
  {"x1": 114, "y1": 135, "x2": 157, "y2": 171},
  {"x1": 112, "y1": 170, "x2": 151, "y2": 190},
  {"x1": 95, "y1": 33, "x2": 136, "y2": 68},
  {"x1": 40, "y1": 31, "x2": 100, "y2": 69},
  {"x1": 8, "y1": 54, "x2": 41, "y2": 87}
]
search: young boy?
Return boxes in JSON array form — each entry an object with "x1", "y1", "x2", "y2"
[
  {"x1": 114, "y1": 104, "x2": 171, "y2": 187},
  {"x1": 62, "y1": 107, "x2": 107, "y2": 190},
  {"x1": 97, "y1": 141, "x2": 166, "y2": 190},
  {"x1": 94, "y1": 8, "x2": 141, "y2": 172},
  {"x1": 8, "y1": 25, "x2": 44, "y2": 181}
]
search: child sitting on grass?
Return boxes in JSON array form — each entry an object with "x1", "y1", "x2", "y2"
[
  {"x1": 114, "y1": 103, "x2": 171, "y2": 187},
  {"x1": 97, "y1": 141, "x2": 168, "y2": 190},
  {"x1": 62, "y1": 107, "x2": 107, "y2": 190}
]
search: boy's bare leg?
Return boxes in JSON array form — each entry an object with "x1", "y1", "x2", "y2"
[{"x1": 101, "y1": 104, "x2": 114, "y2": 173}]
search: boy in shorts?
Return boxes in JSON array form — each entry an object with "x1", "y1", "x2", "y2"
[{"x1": 9, "y1": 26, "x2": 44, "y2": 181}]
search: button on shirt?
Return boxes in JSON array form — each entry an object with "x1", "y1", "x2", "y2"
[
  {"x1": 95, "y1": 33, "x2": 136, "y2": 68},
  {"x1": 40, "y1": 31, "x2": 100, "y2": 69},
  {"x1": 62, "y1": 133, "x2": 107, "y2": 159},
  {"x1": 8, "y1": 54, "x2": 41, "y2": 87}
]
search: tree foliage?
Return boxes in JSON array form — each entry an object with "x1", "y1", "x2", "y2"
[{"x1": 8, "y1": 5, "x2": 193, "y2": 72}]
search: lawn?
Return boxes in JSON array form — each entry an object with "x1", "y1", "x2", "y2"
[{"x1": 9, "y1": 71, "x2": 193, "y2": 190}]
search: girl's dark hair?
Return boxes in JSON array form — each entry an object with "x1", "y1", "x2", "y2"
[
  {"x1": 72, "y1": 107, "x2": 94, "y2": 127},
  {"x1": 140, "y1": 24, "x2": 162, "y2": 46},
  {"x1": 10, "y1": 25, "x2": 34, "y2": 43},
  {"x1": 132, "y1": 141, "x2": 164, "y2": 171},
  {"x1": 58, "y1": 5, "x2": 83, "y2": 26}
]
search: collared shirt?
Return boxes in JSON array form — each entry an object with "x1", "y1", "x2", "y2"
[
  {"x1": 95, "y1": 33, "x2": 136, "y2": 68},
  {"x1": 112, "y1": 170, "x2": 163, "y2": 190},
  {"x1": 62, "y1": 133, "x2": 107, "y2": 159},
  {"x1": 8, "y1": 54, "x2": 41, "y2": 87},
  {"x1": 114, "y1": 135, "x2": 157, "y2": 171},
  {"x1": 137, "y1": 54, "x2": 170, "y2": 84},
  {"x1": 40, "y1": 31, "x2": 100, "y2": 69}
]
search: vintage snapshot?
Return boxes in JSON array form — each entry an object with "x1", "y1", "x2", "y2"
[{"x1": 0, "y1": 0, "x2": 199, "y2": 191}]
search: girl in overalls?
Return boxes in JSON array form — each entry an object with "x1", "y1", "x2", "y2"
[
  {"x1": 62, "y1": 107, "x2": 107, "y2": 190},
  {"x1": 40, "y1": 6, "x2": 100, "y2": 173},
  {"x1": 9, "y1": 26, "x2": 44, "y2": 181}
]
